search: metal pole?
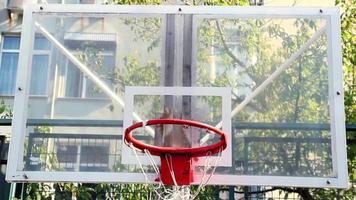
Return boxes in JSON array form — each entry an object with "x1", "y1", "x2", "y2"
[
  {"x1": 8, "y1": 183, "x2": 16, "y2": 200},
  {"x1": 243, "y1": 137, "x2": 249, "y2": 199},
  {"x1": 228, "y1": 186, "x2": 235, "y2": 200}
]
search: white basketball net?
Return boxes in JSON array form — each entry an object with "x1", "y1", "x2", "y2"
[{"x1": 127, "y1": 143, "x2": 223, "y2": 200}]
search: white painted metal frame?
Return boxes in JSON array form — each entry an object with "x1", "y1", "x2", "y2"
[
  {"x1": 6, "y1": 4, "x2": 36, "y2": 181},
  {"x1": 122, "y1": 86, "x2": 232, "y2": 166},
  {"x1": 6, "y1": 4, "x2": 347, "y2": 188}
]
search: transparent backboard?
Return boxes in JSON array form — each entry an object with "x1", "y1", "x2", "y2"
[{"x1": 6, "y1": 5, "x2": 347, "y2": 188}]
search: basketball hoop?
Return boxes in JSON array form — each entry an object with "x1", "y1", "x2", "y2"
[{"x1": 124, "y1": 118, "x2": 227, "y2": 199}]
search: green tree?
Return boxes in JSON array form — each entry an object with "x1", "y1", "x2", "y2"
[{"x1": 0, "y1": 100, "x2": 12, "y2": 119}]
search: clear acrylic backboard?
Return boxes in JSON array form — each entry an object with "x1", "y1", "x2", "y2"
[{"x1": 6, "y1": 4, "x2": 347, "y2": 188}]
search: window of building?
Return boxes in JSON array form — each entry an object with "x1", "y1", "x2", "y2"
[
  {"x1": 63, "y1": 33, "x2": 116, "y2": 98},
  {"x1": 30, "y1": 36, "x2": 52, "y2": 96},
  {"x1": 56, "y1": 145, "x2": 78, "y2": 171},
  {"x1": 65, "y1": 53, "x2": 115, "y2": 98},
  {"x1": 0, "y1": 35, "x2": 51, "y2": 96},
  {"x1": 0, "y1": 36, "x2": 20, "y2": 95},
  {"x1": 56, "y1": 143, "x2": 109, "y2": 172}
]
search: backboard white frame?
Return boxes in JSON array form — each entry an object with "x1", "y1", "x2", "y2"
[
  {"x1": 122, "y1": 86, "x2": 232, "y2": 166},
  {"x1": 6, "y1": 4, "x2": 347, "y2": 188}
]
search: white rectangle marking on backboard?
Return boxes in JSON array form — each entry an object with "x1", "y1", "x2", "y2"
[{"x1": 122, "y1": 86, "x2": 232, "y2": 166}]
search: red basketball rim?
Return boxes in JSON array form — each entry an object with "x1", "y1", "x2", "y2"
[{"x1": 124, "y1": 118, "x2": 227, "y2": 157}]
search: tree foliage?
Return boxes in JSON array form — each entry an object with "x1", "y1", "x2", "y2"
[{"x1": 0, "y1": 100, "x2": 12, "y2": 119}]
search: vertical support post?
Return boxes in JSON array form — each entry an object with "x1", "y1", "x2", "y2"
[
  {"x1": 164, "y1": 14, "x2": 176, "y2": 88},
  {"x1": 162, "y1": 12, "x2": 192, "y2": 146},
  {"x1": 182, "y1": 14, "x2": 195, "y2": 147},
  {"x1": 21, "y1": 183, "x2": 27, "y2": 200},
  {"x1": 163, "y1": 13, "x2": 183, "y2": 111},
  {"x1": 243, "y1": 137, "x2": 249, "y2": 174},
  {"x1": 229, "y1": 129, "x2": 236, "y2": 199},
  {"x1": 9, "y1": 183, "x2": 24, "y2": 200},
  {"x1": 214, "y1": 186, "x2": 220, "y2": 199},
  {"x1": 228, "y1": 186, "x2": 235, "y2": 200},
  {"x1": 8, "y1": 182, "x2": 17, "y2": 200},
  {"x1": 182, "y1": 15, "x2": 193, "y2": 86},
  {"x1": 161, "y1": 14, "x2": 176, "y2": 146},
  {"x1": 295, "y1": 139, "x2": 301, "y2": 173},
  {"x1": 243, "y1": 137, "x2": 249, "y2": 199},
  {"x1": 182, "y1": 14, "x2": 193, "y2": 119}
]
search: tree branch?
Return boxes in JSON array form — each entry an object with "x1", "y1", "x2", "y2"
[{"x1": 214, "y1": 20, "x2": 247, "y2": 68}]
